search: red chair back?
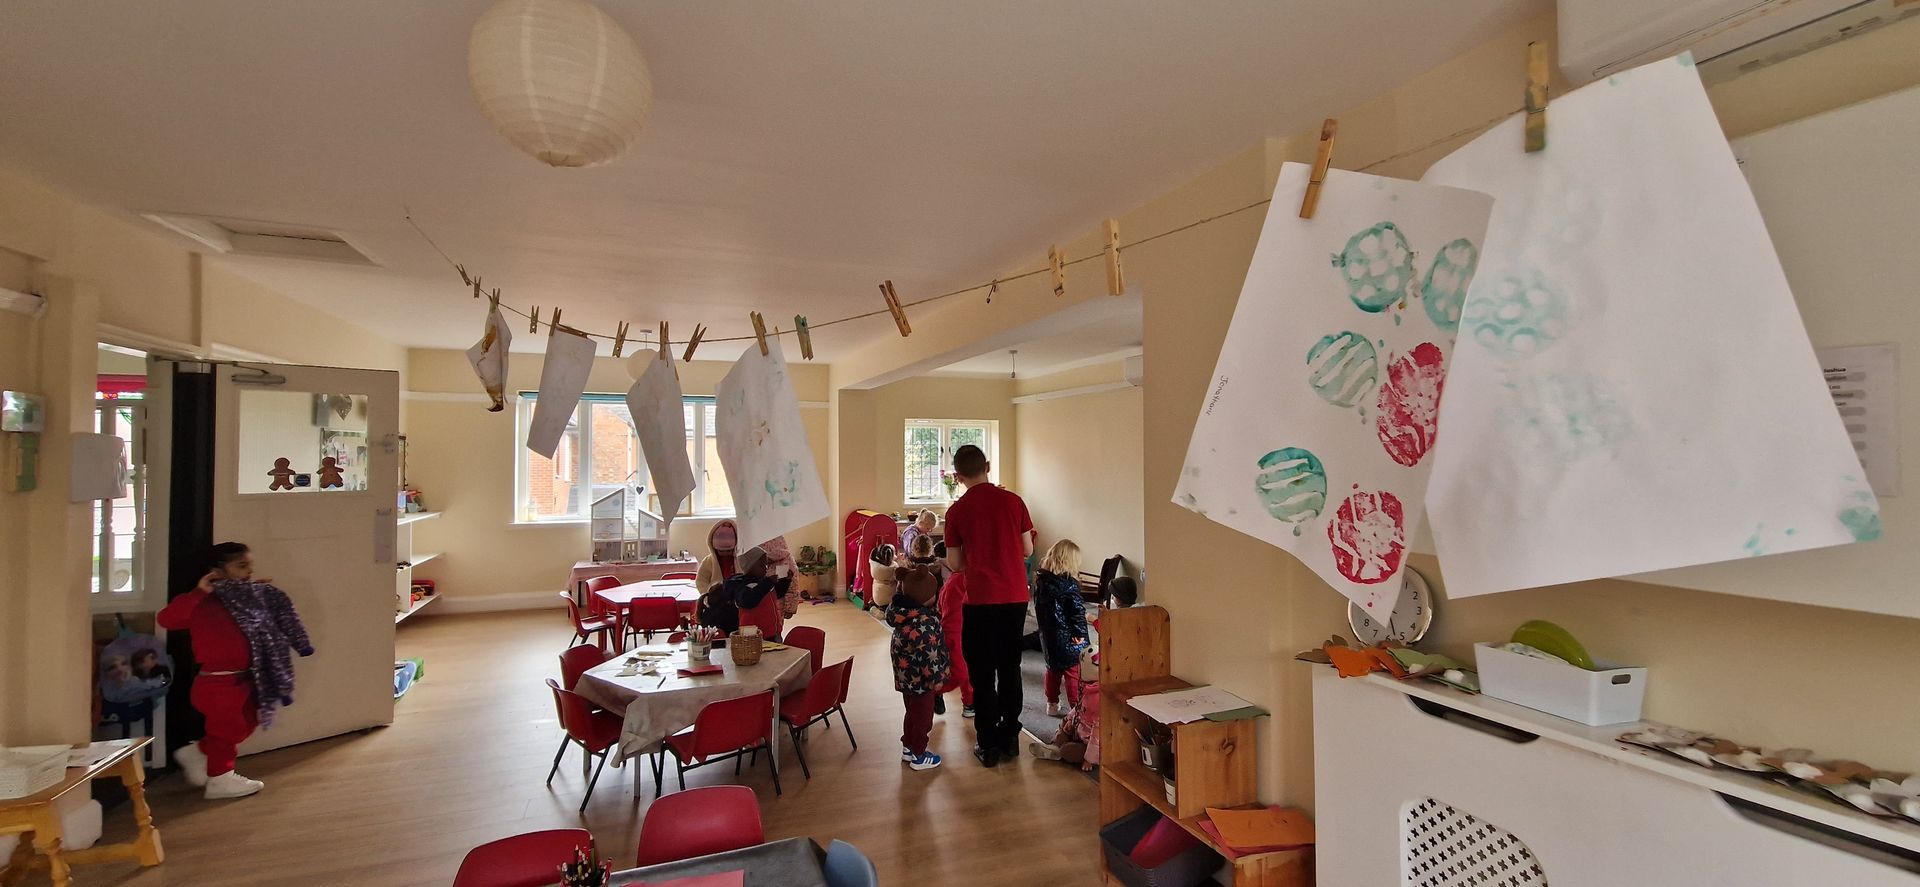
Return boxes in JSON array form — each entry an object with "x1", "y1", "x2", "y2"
[
  {"x1": 559, "y1": 644, "x2": 608, "y2": 690},
  {"x1": 785, "y1": 626, "x2": 826, "y2": 672},
  {"x1": 547, "y1": 678, "x2": 618, "y2": 752},
  {"x1": 662, "y1": 571, "x2": 697, "y2": 581},
  {"x1": 781, "y1": 658, "x2": 848, "y2": 725},
  {"x1": 684, "y1": 690, "x2": 775, "y2": 762},
  {"x1": 453, "y1": 828, "x2": 594, "y2": 887},
  {"x1": 633, "y1": 785, "x2": 763, "y2": 867},
  {"x1": 584, "y1": 575, "x2": 622, "y2": 617},
  {"x1": 565, "y1": 596, "x2": 600, "y2": 632},
  {"x1": 835, "y1": 653, "x2": 855, "y2": 705},
  {"x1": 626, "y1": 596, "x2": 682, "y2": 633}
]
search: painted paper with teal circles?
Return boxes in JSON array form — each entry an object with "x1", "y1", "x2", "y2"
[
  {"x1": 1331, "y1": 222, "x2": 1414, "y2": 313},
  {"x1": 1254, "y1": 448, "x2": 1327, "y2": 535},
  {"x1": 1463, "y1": 272, "x2": 1572, "y2": 357},
  {"x1": 1306, "y1": 331, "x2": 1378, "y2": 409},
  {"x1": 1839, "y1": 479, "x2": 1882, "y2": 542},
  {"x1": 1420, "y1": 238, "x2": 1479, "y2": 333}
]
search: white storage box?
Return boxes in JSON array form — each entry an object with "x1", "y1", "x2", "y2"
[
  {"x1": 0, "y1": 745, "x2": 69, "y2": 799},
  {"x1": 1474, "y1": 642, "x2": 1647, "y2": 726}
]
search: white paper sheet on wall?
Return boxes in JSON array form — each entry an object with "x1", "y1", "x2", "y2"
[
  {"x1": 464, "y1": 306, "x2": 512, "y2": 413},
  {"x1": 70, "y1": 432, "x2": 127, "y2": 502},
  {"x1": 1173, "y1": 162, "x2": 1493, "y2": 613},
  {"x1": 715, "y1": 339, "x2": 829, "y2": 552},
  {"x1": 526, "y1": 329, "x2": 597, "y2": 459},
  {"x1": 1421, "y1": 55, "x2": 1881, "y2": 596},
  {"x1": 626, "y1": 353, "x2": 697, "y2": 528}
]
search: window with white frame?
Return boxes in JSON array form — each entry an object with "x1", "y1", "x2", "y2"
[
  {"x1": 91, "y1": 394, "x2": 147, "y2": 610},
  {"x1": 515, "y1": 394, "x2": 733, "y2": 522},
  {"x1": 904, "y1": 419, "x2": 997, "y2": 504}
]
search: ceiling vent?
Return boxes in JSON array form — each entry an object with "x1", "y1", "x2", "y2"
[{"x1": 140, "y1": 214, "x2": 381, "y2": 267}]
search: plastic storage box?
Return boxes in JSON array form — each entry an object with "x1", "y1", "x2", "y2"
[
  {"x1": 1475, "y1": 642, "x2": 1647, "y2": 726},
  {"x1": 0, "y1": 745, "x2": 68, "y2": 799},
  {"x1": 1100, "y1": 807, "x2": 1223, "y2": 887}
]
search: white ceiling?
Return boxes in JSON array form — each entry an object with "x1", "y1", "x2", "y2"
[
  {"x1": 0, "y1": 0, "x2": 1545, "y2": 357},
  {"x1": 933, "y1": 303, "x2": 1141, "y2": 379}
]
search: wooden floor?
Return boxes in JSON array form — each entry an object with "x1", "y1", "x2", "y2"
[{"x1": 83, "y1": 600, "x2": 1099, "y2": 886}]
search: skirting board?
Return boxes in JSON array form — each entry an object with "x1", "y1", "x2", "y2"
[{"x1": 424, "y1": 591, "x2": 566, "y2": 615}]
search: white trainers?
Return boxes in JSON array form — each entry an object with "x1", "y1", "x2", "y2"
[
  {"x1": 204, "y1": 770, "x2": 263, "y2": 800},
  {"x1": 1046, "y1": 701, "x2": 1065, "y2": 717},
  {"x1": 174, "y1": 742, "x2": 209, "y2": 787},
  {"x1": 1029, "y1": 741, "x2": 1065, "y2": 761},
  {"x1": 905, "y1": 751, "x2": 942, "y2": 771}
]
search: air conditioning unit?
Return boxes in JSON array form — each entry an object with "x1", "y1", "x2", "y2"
[
  {"x1": 1558, "y1": 0, "x2": 1920, "y2": 87},
  {"x1": 1123, "y1": 354, "x2": 1144, "y2": 388}
]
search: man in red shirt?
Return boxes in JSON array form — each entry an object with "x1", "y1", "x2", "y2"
[{"x1": 943, "y1": 444, "x2": 1034, "y2": 767}]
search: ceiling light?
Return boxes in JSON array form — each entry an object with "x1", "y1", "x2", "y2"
[{"x1": 467, "y1": 0, "x2": 654, "y2": 168}]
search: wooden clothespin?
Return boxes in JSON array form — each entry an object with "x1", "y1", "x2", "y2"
[
  {"x1": 1299, "y1": 118, "x2": 1338, "y2": 219},
  {"x1": 879, "y1": 280, "x2": 912, "y2": 337},
  {"x1": 750, "y1": 311, "x2": 770, "y2": 355},
  {"x1": 471, "y1": 275, "x2": 483, "y2": 300},
  {"x1": 681, "y1": 324, "x2": 706, "y2": 363},
  {"x1": 1525, "y1": 41, "x2": 1549, "y2": 153},
  {"x1": 549, "y1": 307, "x2": 563, "y2": 333},
  {"x1": 612, "y1": 321, "x2": 630, "y2": 358},
  {"x1": 1103, "y1": 219, "x2": 1125, "y2": 296},
  {"x1": 794, "y1": 315, "x2": 814, "y2": 360},
  {"x1": 529, "y1": 305, "x2": 541, "y2": 333},
  {"x1": 658, "y1": 321, "x2": 671, "y2": 362},
  {"x1": 1048, "y1": 246, "x2": 1066, "y2": 297},
  {"x1": 457, "y1": 264, "x2": 471, "y2": 287},
  {"x1": 486, "y1": 289, "x2": 501, "y2": 311}
]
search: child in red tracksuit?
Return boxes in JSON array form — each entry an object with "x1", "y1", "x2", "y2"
[{"x1": 156, "y1": 543, "x2": 267, "y2": 800}]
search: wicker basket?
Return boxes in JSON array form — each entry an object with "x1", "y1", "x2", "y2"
[
  {"x1": 0, "y1": 745, "x2": 69, "y2": 799},
  {"x1": 729, "y1": 631, "x2": 764, "y2": 666}
]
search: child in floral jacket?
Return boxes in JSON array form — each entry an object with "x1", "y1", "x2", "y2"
[{"x1": 885, "y1": 562, "x2": 949, "y2": 771}]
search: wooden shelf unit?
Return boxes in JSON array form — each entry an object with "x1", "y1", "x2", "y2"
[{"x1": 1097, "y1": 605, "x2": 1311, "y2": 887}]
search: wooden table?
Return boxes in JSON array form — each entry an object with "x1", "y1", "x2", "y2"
[
  {"x1": 595, "y1": 579, "x2": 703, "y2": 617},
  {"x1": 574, "y1": 646, "x2": 813, "y2": 766},
  {"x1": 0, "y1": 738, "x2": 162, "y2": 887},
  {"x1": 609, "y1": 837, "x2": 828, "y2": 886},
  {"x1": 568, "y1": 559, "x2": 700, "y2": 604}
]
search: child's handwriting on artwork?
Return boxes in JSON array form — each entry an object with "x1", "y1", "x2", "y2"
[{"x1": 1205, "y1": 376, "x2": 1229, "y2": 415}]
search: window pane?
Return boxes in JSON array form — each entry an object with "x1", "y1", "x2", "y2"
[
  {"x1": 904, "y1": 424, "x2": 942, "y2": 500},
  {"x1": 523, "y1": 405, "x2": 584, "y2": 520},
  {"x1": 950, "y1": 425, "x2": 988, "y2": 458},
  {"x1": 701, "y1": 404, "x2": 733, "y2": 514}
]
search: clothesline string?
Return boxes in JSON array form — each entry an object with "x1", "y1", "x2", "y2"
[{"x1": 405, "y1": 104, "x2": 1520, "y2": 349}]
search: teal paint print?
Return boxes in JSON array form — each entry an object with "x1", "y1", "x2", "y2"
[
  {"x1": 1420, "y1": 238, "x2": 1479, "y2": 334},
  {"x1": 1332, "y1": 222, "x2": 1414, "y2": 313},
  {"x1": 1254, "y1": 447, "x2": 1327, "y2": 535},
  {"x1": 1464, "y1": 272, "x2": 1572, "y2": 357},
  {"x1": 1306, "y1": 331, "x2": 1378, "y2": 408}
]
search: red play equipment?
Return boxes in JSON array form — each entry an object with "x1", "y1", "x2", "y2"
[{"x1": 842, "y1": 509, "x2": 899, "y2": 607}]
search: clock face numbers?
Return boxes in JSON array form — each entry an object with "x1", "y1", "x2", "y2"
[{"x1": 1348, "y1": 568, "x2": 1432, "y2": 644}]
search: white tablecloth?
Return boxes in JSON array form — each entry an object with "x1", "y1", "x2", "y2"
[{"x1": 575, "y1": 645, "x2": 813, "y2": 763}]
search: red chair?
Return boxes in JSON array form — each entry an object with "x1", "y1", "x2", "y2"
[
  {"x1": 545, "y1": 678, "x2": 642, "y2": 811},
  {"x1": 663, "y1": 690, "x2": 781, "y2": 796},
  {"x1": 662, "y1": 571, "x2": 698, "y2": 582},
  {"x1": 835, "y1": 654, "x2": 858, "y2": 749},
  {"x1": 584, "y1": 575, "x2": 622, "y2": 612},
  {"x1": 565, "y1": 596, "x2": 620, "y2": 652},
  {"x1": 632, "y1": 785, "x2": 763, "y2": 867},
  {"x1": 452, "y1": 828, "x2": 594, "y2": 887},
  {"x1": 785, "y1": 625, "x2": 826, "y2": 672},
  {"x1": 625, "y1": 596, "x2": 683, "y2": 646},
  {"x1": 559, "y1": 644, "x2": 608, "y2": 692},
  {"x1": 778, "y1": 658, "x2": 852, "y2": 779}
]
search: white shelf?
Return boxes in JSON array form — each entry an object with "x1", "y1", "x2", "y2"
[
  {"x1": 1359, "y1": 673, "x2": 1920, "y2": 855},
  {"x1": 404, "y1": 551, "x2": 441, "y2": 568},
  {"x1": 394, "y1": 593, "x2": 438, "y2": 624},
  {"x1": 396, "y1": 511, "x2": 442, "y2": 526}
]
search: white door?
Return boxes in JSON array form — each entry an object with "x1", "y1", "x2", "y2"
[{"x1": 213, "y1": 362, "x2": 399, "y2": 754}]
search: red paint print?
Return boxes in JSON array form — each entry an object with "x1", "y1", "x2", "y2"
[
  {"x1": 1328, "y1": 489, "x2": 1405, "y2": 584},
  {"x1": 1376, "y1": 342, "x2": 1446, "y2": 467}
]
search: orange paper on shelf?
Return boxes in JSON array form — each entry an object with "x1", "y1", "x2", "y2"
[{"x1": 1204, "y1": 805, "x2": 1314, "y2": 852}]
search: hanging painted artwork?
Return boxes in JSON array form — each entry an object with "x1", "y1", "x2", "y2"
[
  {"x1": 1173, "y1": 162, "x2": 1492, "y2": 613},
  {"x1": 1420, "y1": 54, "x2": 1878, "y2": 596},
  {"x1": 465, "y1": 303, "x2": 513, "y2": 412},
  {"x1": 715, "y1": 338, "x2": 829, "y2": 552},
  {"x1": 526, "y1": 328, "x2": 597, "y2": 459},
  {"x1": 626, "y1": 352, "x2": 697, "y2": 527}
]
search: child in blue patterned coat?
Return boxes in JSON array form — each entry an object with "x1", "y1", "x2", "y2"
[{"x1": 885, "y1": 562, "x2": 949, "y2": 771}]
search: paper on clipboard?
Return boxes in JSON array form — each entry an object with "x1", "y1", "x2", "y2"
[{"x1": 1128, "y1": 686, "x2": 1253, "y2": 725}]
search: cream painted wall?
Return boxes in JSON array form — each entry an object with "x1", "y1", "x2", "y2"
[
  {"x1": 404, "y1": 348, "x2": 834, "y2": 604},
  {"x1": 1014, "y1": 362, "x2": 1144, "y2": 577},
  {"x1": 840, "y1": 375, "x2": 1019, "y2": 519},
  {"x1": 1141, "y1": 12, "x2": 1920, "y2": 810},
  {"x1": 200, "y1": 260, "x2": 409, "y2": 380}
]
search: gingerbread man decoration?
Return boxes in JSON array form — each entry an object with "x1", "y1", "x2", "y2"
[
  {"x1": 317, "y1": 456, "x2": 345, "y2": 489},
  {"x1": 267, "y1": 457, "x2": 297, "y2": 491}
]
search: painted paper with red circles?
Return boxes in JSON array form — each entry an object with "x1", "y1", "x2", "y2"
[
  {"x1": 1376, "y1": 343, "x2": 1447, "y2": 467},
  {"x1": 1328, "y1": 488, "x2": 1406, "y2": 592}
]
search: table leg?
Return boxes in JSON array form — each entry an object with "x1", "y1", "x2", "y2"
[
  {"x1": 2, "y1": 829, "x2": 35, "y2": 887},
  {"x1": 116, "y1": 755, "x2": 165, "y2": 866},
  {"x1": 29, "y1": 810, "x2": 69, "y2": 887}
]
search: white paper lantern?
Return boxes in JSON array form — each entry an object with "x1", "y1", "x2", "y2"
[{"x1": 467, "y1": 0, "x2": 654, "y2": 168}]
